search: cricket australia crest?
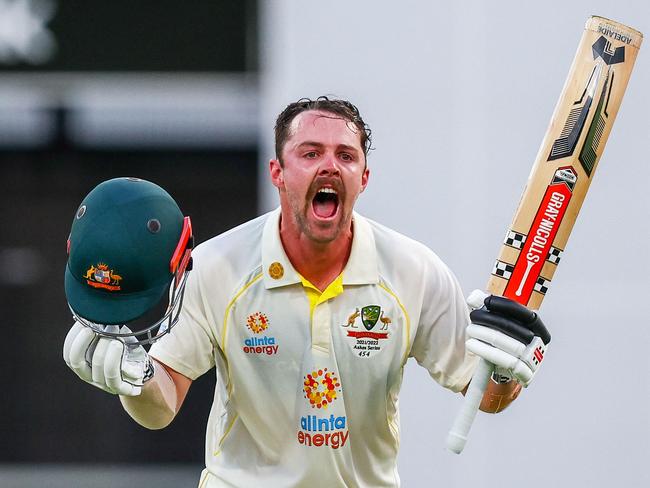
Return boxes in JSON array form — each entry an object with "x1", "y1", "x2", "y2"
[
  {"x1": 361, "y1": 305, "x2": 381, "y2": 330},
  {"x1": 341, "y1": 305, "x2": 393, "y2": 358}
]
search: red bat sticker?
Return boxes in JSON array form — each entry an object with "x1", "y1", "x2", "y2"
[{"x1": 504, "y1": 167, "x2": 577, "y2": 305}]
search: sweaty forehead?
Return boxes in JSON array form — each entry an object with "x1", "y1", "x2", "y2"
[{"x1": 287, "y1": 110, "x2": 362, "y2": 148}]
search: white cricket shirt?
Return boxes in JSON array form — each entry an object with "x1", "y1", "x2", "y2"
[{"x1": 150, "y1": 208, "x2": 477, "y2": 488}]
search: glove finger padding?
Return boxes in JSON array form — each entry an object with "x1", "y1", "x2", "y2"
[
  {"x1": 63, "y1": 321, "x2": 84, "y2": 365},
  {"x1": 66, "y1": 324, "x2": 97, "y2": 383},
  {"x1": 469, "y1": 309, "x2": 535, "y2": 344},
  {"x1": 97, "y1": 325, "x2": 147, "y2": 396},
  {"x1": 466, "y1": 324, "x2": 526, "y2": 357},
  {"x1": 91, "y1": 326, "x2": 120, "y2": 387},
  {"x1": 480, "y1": 295, "x2": 550, "y2": 344},
  {"x1": 104, "y1": 340, "x2": 141, "y2": 396},
  {"x1": 120, "y1": 325, "x2": 151, "y2": 385},
  {"x1": 466, "y1": 336, "x2": 539, "y2": 386},
  {"x1": 466, "y1": 337, "x2": 519, "y2": 371},
  {"x1": 466, "y1": 289, "x2": 490, "y2": 310}
]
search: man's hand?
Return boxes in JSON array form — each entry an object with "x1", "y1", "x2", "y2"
[
  {"x1": 466, "y1": 290, "x2": 551, "y2": 387},
  {"x1": 63, "y1": 322, "x2": 154, "y2": 396}
]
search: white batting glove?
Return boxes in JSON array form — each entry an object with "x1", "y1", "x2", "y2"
[
  {"x1": 63, "y1": 321, "x2": 154, "y2": 396},
  {"x1": 465, "y1": 290, "x2": 551, "y2": 387}
]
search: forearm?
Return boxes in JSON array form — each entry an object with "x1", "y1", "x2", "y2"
[
  {"x1": 478, "y1": 378, "x2": 522, "y2": 413},
  {"x1": 119, "y1": 359, "x2": 180, "y2": 429}
]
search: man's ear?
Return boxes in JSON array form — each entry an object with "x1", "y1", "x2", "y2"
[
  {"x1": 269, "y1": 159, "x2": 284, "y2": 189},
  {"x1": 359, "y1": 167, "x2": 370, "y2": 193}
]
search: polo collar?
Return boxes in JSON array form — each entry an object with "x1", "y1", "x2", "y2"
[
  {"x1": 261, "y1": 207, "x2": 379, "y2": 289},
  {"x1": 262, "y1": 208, "x2": 301, "y2": 289},
  {"x1": 342, "y1": 211, "x2": 379, "y2": 285}
]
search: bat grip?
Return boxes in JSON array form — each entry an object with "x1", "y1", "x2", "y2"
[{"x1": 445, "y1": 358, "x2": 493, "y2": 454}]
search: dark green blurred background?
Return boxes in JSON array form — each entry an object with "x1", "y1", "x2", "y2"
[{"x1": 0, "y1": 0, "x2": 259, "y2": 467}]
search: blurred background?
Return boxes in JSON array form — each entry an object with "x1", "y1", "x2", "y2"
[{"x1": 1, "y1": 1, "x2": 648, "y2": 487}]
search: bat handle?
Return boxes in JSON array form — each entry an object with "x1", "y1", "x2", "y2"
[{"x1": 445, "y1": 358, "x2": 493, "y2": 454}]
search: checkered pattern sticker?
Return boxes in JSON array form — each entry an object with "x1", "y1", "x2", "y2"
[
  {"x1": 492, "y1": 260, "x2": 514, "y2": 279},
  {"x1": 546, "y1": 246, "x2": 563, "y2": 264},
  {"x1": 504, "y1": 230, "x2": 526, "y2": 250},
  {"x1": 534, "y1": 276, "x2": 551, "y2": 295}
]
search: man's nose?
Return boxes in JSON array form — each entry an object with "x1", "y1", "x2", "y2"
[{"x1": 318, "y1": 154, "x2": 341, "y2": 176}]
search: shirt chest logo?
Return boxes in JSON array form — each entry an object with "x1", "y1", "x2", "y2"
[
  {"x1": 341, "y1": 305, "x2": 392, "y2": 358},
  {"x1": 242, "y1": 312, "x2": 279, "y2": 356},
  {"x1": 303, "y1": 368, "x2": 341, "y2": 409},
  {"x1": 247, "y1": 312, "x2": 269, "y2": 334},
  {"x1": 298, "y1": 368, "x2": 349, "y2": 450}
]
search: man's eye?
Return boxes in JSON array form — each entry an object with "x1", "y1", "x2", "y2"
[
  {"x1": 340, "y1": 153, "x2": 353, "y2": 161},
  {"x1": 304, "y1": 151, "x2": 318, "y2": 158}
]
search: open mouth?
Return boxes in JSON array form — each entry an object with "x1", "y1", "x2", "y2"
[{"x1": 312, "y1": 187, "x2": 339, "y2": 219}]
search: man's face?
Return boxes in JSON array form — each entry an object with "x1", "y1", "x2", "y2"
[{"x1": 270, "y1": 110, "x2": 369, "y2": 244}]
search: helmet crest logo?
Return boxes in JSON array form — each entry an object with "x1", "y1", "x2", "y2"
[{"x1": 84, "y1": 263, "x2": 123, "y2": 291}]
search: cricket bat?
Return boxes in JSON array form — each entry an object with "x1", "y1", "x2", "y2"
[{"x1": 446, "y1": 16, "x2": 642, "y2": 454}]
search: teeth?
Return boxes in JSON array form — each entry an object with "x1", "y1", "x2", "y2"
[{"x1": 318, "y1": 188, "x2": 337, "y2": 195}]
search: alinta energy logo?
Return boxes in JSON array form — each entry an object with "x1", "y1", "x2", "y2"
[
  {"x1": 303, "y1": 368, "x2": 340, "y2": 409},
  {"x1": 247, "y1": 312, "x2": 269, "y2": 334},
  {"x1": 242, "y1": 312, "x2": 279, "y2": 356},
  {"x1": 297, "y1": 368, "x2": 349, "y2": 449}
]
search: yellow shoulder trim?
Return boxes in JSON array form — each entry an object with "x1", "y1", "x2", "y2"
[
  {"x1": 378, "y1": 281, "x2": 411, "y2": 365},
  {"x1": 221, "y1": 272, "x2": 264, "y2": 352}
]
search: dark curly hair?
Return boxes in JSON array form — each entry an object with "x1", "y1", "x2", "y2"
[{"x1": 274, "y1": 96, "x2": 372, "y2": 165}]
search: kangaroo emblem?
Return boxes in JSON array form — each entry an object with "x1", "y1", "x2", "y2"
[
  {"x1": 379, "y1": 311, "x2": 392, "y2": 330},
  {"x1": 344, "y1": 308, "x2": 360, "y2": 328},
  {"x1": 83, "y1": 265, "x2": 96, "y2": 279}
]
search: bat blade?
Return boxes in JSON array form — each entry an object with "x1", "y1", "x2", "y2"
[{"x1": 446, "y1": 16, "x2": 642, "y2": 454}]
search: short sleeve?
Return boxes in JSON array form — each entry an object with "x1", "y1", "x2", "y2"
[
  {"x1": 409, "y1": 257, "x2": 478, "y2": 392},
  {"x1": 149, "y1": 260, "x2": 218, "y2": 381}
]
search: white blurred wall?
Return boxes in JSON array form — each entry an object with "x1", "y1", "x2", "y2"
[{"x1": 259, "y1": 1, "x2": 650, "y2": 486}]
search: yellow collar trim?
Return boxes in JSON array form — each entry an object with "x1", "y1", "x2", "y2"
[{"x1": 299, "y1": 273, "x2": 344, "y2": 313}]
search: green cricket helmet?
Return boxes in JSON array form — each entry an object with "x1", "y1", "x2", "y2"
[{"x1": 65, "y1": 177, "x2": 193, "y2": 345}]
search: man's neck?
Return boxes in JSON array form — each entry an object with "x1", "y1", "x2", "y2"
[{"x1": 279, "y1": 220, "x2": 353, "y2": 292}]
